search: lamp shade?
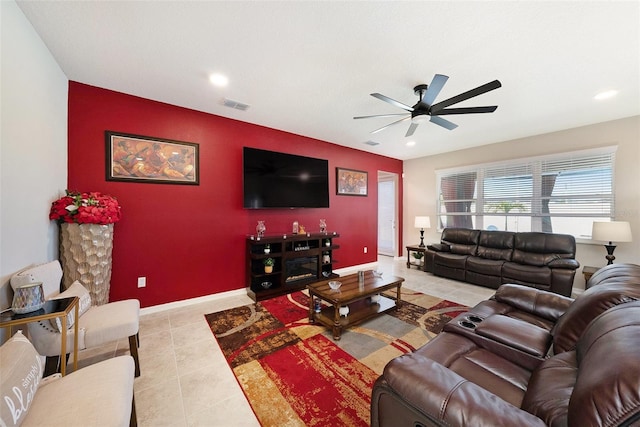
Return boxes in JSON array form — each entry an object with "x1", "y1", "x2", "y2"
[
  {"x1": 414, "y1": 216, "x2": 431, "y2": 229},
  {"x1": 592, "y1": 221, "x2": 633, "y2": 243},
  {"x1": 12, "y1": 282, "x2": 45, "y2": 314}
]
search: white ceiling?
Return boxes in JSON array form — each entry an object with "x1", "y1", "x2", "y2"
[{"x1": 16, "y1": 1, "x2": 640, "y2": 161}]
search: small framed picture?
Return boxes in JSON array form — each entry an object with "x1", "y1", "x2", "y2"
[
  {"x1": 105, "y1": 131, "x2": 199, "y2": 185},
  {"x1": 336, "y1": 167, "x2": 368, "y2": 196}
]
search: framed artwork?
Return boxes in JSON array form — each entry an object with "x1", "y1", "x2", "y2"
[
  {"x1": 105, "y1": 131, "x2": 199, "y2": 185},
  {"x1": 336, "y1": 167, "x2": 368, "y2": 196}
]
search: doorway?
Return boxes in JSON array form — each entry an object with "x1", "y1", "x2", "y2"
[{"x1": 378, "y1": 171, "x2": 398, "y2": 256}]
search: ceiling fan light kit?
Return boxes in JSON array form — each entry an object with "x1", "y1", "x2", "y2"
[{"x1": 354, "y1": 74, "x2": 501, "y2": 137}]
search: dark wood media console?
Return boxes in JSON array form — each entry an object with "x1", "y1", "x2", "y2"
[{"x1": 246, "y1": 232, "x2": 340, "y2": 301}]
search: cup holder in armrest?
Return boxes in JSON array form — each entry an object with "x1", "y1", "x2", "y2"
[
  {"x1": 458, "y1": 320, "x2": 477, "y2": 329},
  {"x1": 466, "y1": 315, "x2": 483, "y2": 323}
]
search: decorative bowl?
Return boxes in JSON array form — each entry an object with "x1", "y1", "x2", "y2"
[
  {"x1": 328, "y1": 280, "x2": 342, "y2": 290},
  {"x1": 339, "y1": 306, "x2": 349, "y2": 316},
  {"x1": 261, "y1": 281, "x2": 272, "y2": 289},
  {"x1": 372, "y1": 270, "x2": 383, "y2": 278}
]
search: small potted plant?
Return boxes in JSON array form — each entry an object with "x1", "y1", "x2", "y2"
[
  {"x1": 263, "y1": 257, "x2": 275, "y2": 273},
  {"x1": 264, "y1": 243, "x2": 271, "y2": 254},
  {"x1": 412, "y1": 252, "x2": 424, "y2": 265}
]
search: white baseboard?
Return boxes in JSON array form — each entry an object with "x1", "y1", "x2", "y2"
[
  {"x1": 140, "y1": 288, "x2": 248, "y2": 315},
  {"x1": 141, "y1": 262, "x2": 383, "y2": 315}
]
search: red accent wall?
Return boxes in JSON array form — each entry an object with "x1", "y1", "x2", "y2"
[{"x1": 67, "y1": 82, "x2": 403, "y2": 307}]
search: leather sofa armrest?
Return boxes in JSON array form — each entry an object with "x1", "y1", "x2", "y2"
[
  {"x1": 493, "y1": 284, "x2": 574, "y2": 322},
  {"x1": 548, "y1": 258, "x2": 580, "y2": 269},
  {"x1": 427, "y1": 243, "x2": 450, "y2": 252},
  {"x1": 475, "y1": 315, "x2": 552, "y2": 357},
  {"x1": 382, "y1": 354, "x2": 546, "y2": 427}
]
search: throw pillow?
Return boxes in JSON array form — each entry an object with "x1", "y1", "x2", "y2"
[
  {"x1": 0, "y1": 331, "x2": 44, "y2": 427},
  {"x1": 48, "y1": 281, "x2": 92, "y2": 332}
]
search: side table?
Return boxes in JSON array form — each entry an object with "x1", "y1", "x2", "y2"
[
  {"x1": 406, "y1": 245, "x2": 427, "y2": 271},
  {"x1": 582, "y1": 266, "x2": 599, "y2": 288},
  {"x1": 0, "y1": 296, "x2": 79, "y2": 376}
]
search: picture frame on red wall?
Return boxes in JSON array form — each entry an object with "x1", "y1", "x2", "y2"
[
  {"x1": 336, "y1": 167, "x2": 367, "y2": 196},
  {"x1": 105, "y1": 131, "x2": 199, "y2": 185}
]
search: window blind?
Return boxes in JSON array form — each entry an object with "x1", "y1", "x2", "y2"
[{"x1": 436, "y1": 147, "x2": 615, "y2": 236}]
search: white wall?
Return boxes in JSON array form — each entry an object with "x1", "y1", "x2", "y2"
[
  {"x1": 404, "y1": 115, "x2": 640, "y2": 292},
  {"x1": 0, "y1": 0, "x2": 68, "y2": 310}
]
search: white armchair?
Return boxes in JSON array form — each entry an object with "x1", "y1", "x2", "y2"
[{"x1": 10, "y1": 260, "x2": 140, "y2": 377}]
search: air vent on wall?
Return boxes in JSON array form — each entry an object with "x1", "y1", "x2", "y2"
[
  {"x1": 364, "y1": 140, "x2": 380, "y2": 146},
  {"x1": 222, "y1": 98, "x2": 250, "y2": 111}
]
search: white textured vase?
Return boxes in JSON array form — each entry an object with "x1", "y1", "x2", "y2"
[{"x1": 59, "y1": 223, "x2": 114, "y2": 306}]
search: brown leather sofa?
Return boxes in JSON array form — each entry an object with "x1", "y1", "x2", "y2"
[
  {"x1": 371, "y1": 263, "x2": 640, "y2": 427},
  {"x1": 424, "y1": 228, "x2": 580, "y2": 296}
]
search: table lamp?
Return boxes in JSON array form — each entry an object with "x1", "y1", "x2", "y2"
[
  {"x1": 591, "y1": 221, "x2": 633, "y2": 265},
  {"x1": 414, "y1": 216, "x2": 431, "y2": 247},
  {"x1": 12, "y1": 282, "x2": 45, "y2": 314}
]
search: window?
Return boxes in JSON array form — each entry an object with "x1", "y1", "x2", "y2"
[{"x1": 436, "y1": 147, "x2": 616, "y2": 238}]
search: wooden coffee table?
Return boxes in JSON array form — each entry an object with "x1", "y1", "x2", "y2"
[{"x1": 307, "y1": 271, "x2": 404, "y2": 340}]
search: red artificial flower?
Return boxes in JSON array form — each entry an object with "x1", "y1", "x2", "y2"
[{"x1": 49, "y1": 190, "x2": 122, "y2": 225}]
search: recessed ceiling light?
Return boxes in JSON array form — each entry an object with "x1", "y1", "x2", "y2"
[
  {"x1": 406, "y1": 141, "x2": 416, "y2": 147},
  {"x1": 209, "y1": 73, "x2": 229, "y2": 87},
  {"x1": 594, "y1": 90, "x2": 618, "y2": 100}
]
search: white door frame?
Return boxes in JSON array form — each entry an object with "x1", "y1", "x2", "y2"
[{"x1": 377, "y1": 171, "x2": 399, "y2": 257}]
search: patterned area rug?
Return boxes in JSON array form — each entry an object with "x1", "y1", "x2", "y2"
[{"x1": 205, "y1": 290, "x2": 468, "y2": 427}]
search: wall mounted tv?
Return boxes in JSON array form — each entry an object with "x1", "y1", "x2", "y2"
[{"x1": 243, "y1": 147, "x2": 330, "y2": 209}]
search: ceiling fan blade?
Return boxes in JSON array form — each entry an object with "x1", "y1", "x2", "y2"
[
  {"x1": 405, "y1": 122, "x2": 419, "y2": 137},
  {"x1": 429, "y1": 115, "x2": 458, "y2": 130},
  {"x1": 353, "y1": 113, "x2": 409, "y2": 120},
  {"x1": 371, "y1": 116, "x2": 410, "y2": 134},
  {"x1": 421, "y1": 74, "x2": 449, "y2": 106},
  {"x1": 371, "y1": 93, "x2": 414, "y2": 111},
  {"x1": 430, "y1": 80, "x2": 501, "y2": 113},
  {"x1": 432, "y1": 106, "x2": 498, "y2": 116}
]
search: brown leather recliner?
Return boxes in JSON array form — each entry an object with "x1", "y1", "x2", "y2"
[
  {"x1": 371, "y1": 263, "x2": 640, "y2": 427},
  {"x1": 424, "y1": 228, "x2": 580, "y2": 296}
]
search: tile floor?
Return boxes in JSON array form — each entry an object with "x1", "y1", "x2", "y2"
[{"x1": 72, "y1": 255, "x2": 496, "y2": 426}]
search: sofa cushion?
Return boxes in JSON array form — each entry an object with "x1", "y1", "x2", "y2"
[
  {"x1": 21, "y1": 356, "x2": 134, "y2": 427},
  {"x1": 551, "y1": 281, "x2": 640, "y2": 354},
  {"x1": 441, "y1": 228, "x2": 479, "y2": 255},
  {"x1": 433, "y1": 252, "x2": 468, "y2": 269},
  {"x1": 521, "y1": 351, "x2": 576, "y2": 426},
  {"x1": 570, "y1": 301, "x2": 640, "y2": 426},
  {"x1": 466, "y1": 256, "x2": 504, "y2": 276},
  {"x1": 502, "y1": 262, "x2": 552, "y2": 287},
  {"x1": 413, "y1": 332, "x2": 531, "y2": 408},
  {"x1": 476, "y1": 230, "x2": 514, "y2": 261},
  {"x1": 511, "y1": 232, "x2": 576, "y2": 267},
  {"x1": 0, "y1": 331, "x2": 44, "y2": 427},
  {"x1": 80, "y1": 300, "x2": 140, "y2": 349},
  {"x1": 10, "y1": 261, "x2": 63, "y2": 299},
  {"x1": 493, "y1": 283, "x2": 573, "y2": 323},
  {"x1": 48, "y1": 281, "x2": 92, "y2": 332},
  {"x1": 588, "y1": 262, "x2": 640, "y2": 288}
]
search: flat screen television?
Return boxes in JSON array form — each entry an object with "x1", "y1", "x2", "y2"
[{"x1": 243, "y1": 147, "x2": 330, "y2": 209}]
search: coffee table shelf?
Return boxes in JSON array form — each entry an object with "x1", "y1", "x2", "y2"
[
  {"x1": 308, "y1": 271, "x2": 404, "y2": 340},
  {"x1": 315, "y1": 295, "x2": 396, "y2": 328}
]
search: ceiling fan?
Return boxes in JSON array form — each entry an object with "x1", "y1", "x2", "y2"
[{"x1": 354, "y1": 74, "x2": 501, "y2": 137}]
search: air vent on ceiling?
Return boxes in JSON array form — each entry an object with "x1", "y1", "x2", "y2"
[
  {"x1": 364, "y1": 140, "x2": 380, "y2": 146},
  {"x1": 222, "y1": 98, "x2": 250, "y2": 111}
]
